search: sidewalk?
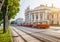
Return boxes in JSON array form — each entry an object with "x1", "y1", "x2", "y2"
[{"x1": 50, "y1": 26, "x2": 60, "y2": 30}]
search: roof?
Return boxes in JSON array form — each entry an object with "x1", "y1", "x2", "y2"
[{"x1": 31, "y1": 5, "x2": 60, "y2": 13}]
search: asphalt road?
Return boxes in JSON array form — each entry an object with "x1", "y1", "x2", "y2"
[{"x1": 11, "y1": 25, "x2": 60, "y2": 42}]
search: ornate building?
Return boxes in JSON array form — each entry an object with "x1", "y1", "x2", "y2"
[{"x1": 25, "y1": 4, "x2": 60, "y2": 25}]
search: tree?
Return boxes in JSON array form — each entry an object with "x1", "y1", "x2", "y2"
[
  {"x1": 0, "y1": 11, "x2": 3, "y2": 21},
  {"x1": 0, "y1": 11, "x2": 3, "y2": 25},
  {"x1": 2, "y1": 0, "x2": 19, "y2": 20},
  {"x1": 11, "y1": 21, "x2": 16, "y2": 24},
  {"x1": 8, "y1": 0, "x2": 19, "y2": 20},
  {"x1": 1, "y1": 0, "x2": 20, "y2": 33}
]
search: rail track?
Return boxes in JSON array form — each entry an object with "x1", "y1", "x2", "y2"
[
  {"x1": 12, "y1": 28, "x2": 27, "y2": 42},
  {"x1": 12, "y1": 27, "x2": 43, "y2": 42},
  {"x1": 14, "y1": 26, "x2": 60, "y2": 42},
  {"x1": 12, "y1": 26, "x2": 52, "y2": 42}
]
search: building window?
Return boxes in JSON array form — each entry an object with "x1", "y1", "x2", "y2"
[
  {"x1": 40, "y1": 14, "x2": 42, "y2": 20},
  {"x1": 36, "y1": 15, "x2": 38, "y2": 19},
  {"x1": 47, "y1": 14, "x2": 49, "y2": 20},
  {"x1": 36, "y1": 14, "x2": 38, "y2": 19}
]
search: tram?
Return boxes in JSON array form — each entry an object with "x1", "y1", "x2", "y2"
[{"x1": 17, "y1": 21, "x2": 50, "y2": 29}]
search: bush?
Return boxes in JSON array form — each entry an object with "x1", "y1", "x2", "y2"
[{"x1": 11, "y1": 21, "x2": 16, "y2": 24}]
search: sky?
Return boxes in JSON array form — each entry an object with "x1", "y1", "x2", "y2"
[{"x1": 14, "y1": 0, "x2": 60, "y2": 21}]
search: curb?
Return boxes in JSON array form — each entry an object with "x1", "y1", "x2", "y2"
[{"x1": 10, "y1": 28, "x2": 13, "y2": 42}]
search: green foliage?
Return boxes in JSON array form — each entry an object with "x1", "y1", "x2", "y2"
[
  {"x1": 0, "y1": 11, "x2": 3, "y2": 25},
  {"x1": 1, "y1": 0, "x2": 20, "y2": 20},
  {"x1": 0, "y1": 11, "x2": 3, "y2": 21},
  {"x1": 8, "y1": 0, "x2": 19, "y2": 20},
  {"x1": 11, "y1": 21, "x2": 16, "y2": 24},
  {"x1": 0, "y1": 20, "x2": 3, "y2": 25},
  {"x1": 0, "y1": 28, "x2": 12, "y2": 42}
]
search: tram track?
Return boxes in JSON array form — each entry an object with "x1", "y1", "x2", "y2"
[
  {"x1": 20, "y1": 26, "x2": 60, "y2": 39},
  {"x1": 12, "y1": 27, "x2": 42, "y2": 42},
  {"x1": 15, "y1": 26, "x2": 60, "y2": 42},
  {"x1": 12, "y1": 28, "x2": 27, "y2": 42},
  {"x1": 14, "y1": 26, "x2": 52, "y2": 42},
  {"x1": 16, "y1": 28, "x2": 46, "y2": 42}
]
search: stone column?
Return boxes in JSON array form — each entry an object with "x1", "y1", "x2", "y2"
[
  {"x1": 31, "y1": 14, "x2": 33, "y2": 24},
  {"x1": 44, "y1": 11, "x2": 48, "y2": 24},
  {"x1": 38, "y1": 12, "x2": 40, "y2": 24},
  {"x1": 41, "y1": 12, "x2": 44, "y2": 24},
  {"x1": 29, "y1": 12, "x2": 32, "y2": 24},
  {"x1": 34, "y1": 13, "x2": 36, "y2": 22},
  {"x1": 29, "y1": 12, "x2": 31, "y2": 23},
  {"x1": 40, "y1": 13, "x2": 41, "y2": 22}
]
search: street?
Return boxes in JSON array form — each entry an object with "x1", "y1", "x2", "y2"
[{"x1": 11, "y1": 25, "x2": 60, "y2": 42}]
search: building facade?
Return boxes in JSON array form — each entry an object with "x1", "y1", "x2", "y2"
[
  {"x1": 16, "y1": 18, "x2": 24, "y2": 24},
  {"x1": 25, "y1": 5, "x2": 60, "y2": 25}
]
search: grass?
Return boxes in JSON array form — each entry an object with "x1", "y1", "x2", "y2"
[{"x1": 0, "y1": 28, "x2": 12, "y2": 42}]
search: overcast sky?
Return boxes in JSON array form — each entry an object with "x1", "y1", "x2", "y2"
[{"x1": 14, "y1": 0, "x2": 60, "y2": 21}]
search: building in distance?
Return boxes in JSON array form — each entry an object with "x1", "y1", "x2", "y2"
[{"x1": 16, "y1": 18, "x2": 24, "y2": 25}]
